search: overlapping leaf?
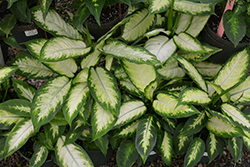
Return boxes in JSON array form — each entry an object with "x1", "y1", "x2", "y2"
[
  {"x1": 30, "y1": 141, "x2": 49, "y2": 167},
  {"x1": 0, "y1": 67, "x2": 17, "y2": 84},
  {"x1": 12, "y1": 79, "x2": 36, "y2": 102},
  {"x1": 0, "y1": 99, "x2": 31, "y2": 117}
]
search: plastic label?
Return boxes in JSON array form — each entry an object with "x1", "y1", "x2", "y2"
[
  {"x1": 24, "y1": 29, "x2": 38, "y2": 37},
  {"x1": 203, "y1": 152, "x2": 208, "y2": 156}
]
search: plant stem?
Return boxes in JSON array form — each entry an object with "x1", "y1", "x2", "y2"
[
  {"x1": 170, "y1": 12, "x2": 181, "y2": 37},
  {"x1": 2, "y1": 88, "x2": 8, "y2": 102},
  {"x1": 167, "y1": 0, "x2": 175, "y2": 31}
]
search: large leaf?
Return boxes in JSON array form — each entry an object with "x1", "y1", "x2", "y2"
[
  {"x1": 184, "y1": 137, "x2": 205, "y2": 167},
  {"x1": 175, "y1": 55, "x2": 208, "y2": 92},
  {"x1": 88, "y1": 66, "x2": 121, "y2": 116},
  {"x1": 31, "y1": 6, "x2": 83, "y2": 40},
  {"x1": 63, "y1": 83, "x2": 90, "y2": 125},
  {"x1": 214, "y1": 48, "x2": 250, "y2": 90},
  {"x1": 0, "y1": 107, "x2": 24, "y2": 126},
  {"x1": 121, "y1": 8, "x2": 155, "y2": 42},
  {"x1": 0, "y1": 67, "x2": 18, "y2": 85},
  {"x1": 0, "y1": 99, "x2": 31, "y2": 117},
  {"x1": 30, "y1": 141, "x2": 49, "y2": 167},
  {"x1": 121, "y1": 60, "x2": 157, "y2": 93},
  {"x1": 101, "y1": 40, "x2": 159, "y2": 65},
  {"x1": 9, "y1": 52, "x2": 54, "y2": 79},
  {"x1": 55, "y1": 136, "x2": 94, "y2": 167},
  {"x1": 206, "y1": 116, "x2": 244, "y2": 138},
  {"x1": 153, "y1": 93, "x2": 200, "y2": 118},
  {"x1": 206, "y1": 132, "x2": 224, "y2": 163},
  {"x1": 135, "y1": 115, "x2": 158, "y2": 163},
  {"x1": 113, "y1": 100, "x2": 146, "y2": 129},
  {"x1": 228, "y1": 137, "x2": 243, "y2": 162},
  {"x1": 185, "y1": 15, "x2": 210, "y2": 37},
  {"x1": 148, "y1": 0, "x2": 170, "y2": 15},
  {"x1": 159, "y1": 131, "x2": 173, "y2": 166},
  {"x1": 12, "y1": 79, "x2": 36, "y2": 102},
  {"x1": 31, "y1": 76, "x2": 71, "y2": 129},
  {"x1": 40, "y1": 37, "x2": 91, "y2": 62},
  {"x1": 144, "y1": 36, "x2": 177, "y2": 64},
  {"x1": 116, "y1": 140, "x2": 138, "y2": 167},
  {"x1": 221, "y1": 103, "x2": 250, "y2": 131},
  {"x1": 0, "y1": 14, "x2": 16, "y2": 36},
  {"x1": 4, "y1": 118, "x2": 35, "y2": 157},
  {"x1": 91, "y1": 102, "x2": 117, "y2": 140}
]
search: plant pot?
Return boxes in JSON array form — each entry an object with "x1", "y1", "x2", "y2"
[
  {"x1": 87, "y1": 8, "x2": 128, "y2": 40},
  {"x1": 85, "y1": 146, "x2": 113, "y2": 167},
  {"x1": 200, "y1": 24, "x2": 250, "y2": 64},
  {"x1": 11, "y1": 22, "x2": 49, "y2": 48},
  {"x1": 0, "y1": 40, "x2": 8, "y2": 67}
]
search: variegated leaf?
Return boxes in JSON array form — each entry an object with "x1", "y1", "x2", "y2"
[
  {"x1": 221, "y1": 103, "x2": 250, "y2": 130},
  {"x1": 121, "y1": 59, "x2": 157, "y2": 93},
  {"x1": 9, "y1": 52, "x2": 53, "y2": 79},
  {"x1": 143, "y1": 28, "x2": 171, "y2": 39},
  {"x1": 148, "y1": 0, "x2": 170, "y2": 15},
  {"x1": 185, "y1": 15, "x2": 210, "y2": 37},
  {"x1": 93, "y1": 134, "x2": 109, "y2": 156},
  {"x1": 113, "y1": 100, "x2": 146, "y2": 129},
  {"x1": 178, "y1": 87, "x2": 211, "y2": 106},
  {"x1": 78, "y1": 96, "x2": 92, "y2": 122},
  {"x1": 173, "y1": 1, "x2": 214, "y2": 16},
  {"x1": 206, "y1": 132, "x2": 224, "y2": 163},
  {"x1": 144, "y1": 79, "x2": 158, "y2": 100},
  {"x1": 180, "y1": 112, "x2": 208, "y2": 136},
  {"x1": 176, "y1": 14, "x2": 193, "y2": 34},
  {"x1": 229, "y1": 75, "x2": 250, "y2": 104},
  {"x1": 144, "y1": 36, "x2": 177, "y2": 64},
  {"x1": 207, "y1": 81, "x2": 230, "y2": 102},
  {"x1": 91, "y1": 102, "x2": 117, "y2": 140},
  {"x1": 193, "y1": 61, "x2": 222, "y2": 79},
  {"x1": 206, "y1": 116, "x2": 244, "y2": 138},
  {"x1": 209, "y1": 109, "x2": 234, "y2": 124},
  {"x1": 173, "y1": 33, "x2": 207, "y2": 53},
  {"x1": 55, "y1": 136, "x2": 94, "y2": 167},
  {"x1": 214, "y1": 48, "x2": 250, "y2": 90},
  {"x1": 153, "y1": 93, "x2": 200, "y2": 118},
  {"x1": 43, "y1": 123, "x2": 65, "y2": 145},
  {"x1": 12, "y1": 79, "x2": 36, "y2": 102},
  {"x1": 135, "y1": 115, "x2": 158, "y2": 163},
  {"x1": 175, "y1": 55, "x2": 208, "y2": 92},
  {"x1": 88, "y1": 66, "x2": 121, "y2": 116},
  {"x1": 30, "y1": 141, "x2": 49, "y2": 167},
  {"x1": 64, "y1": 119, "x2": 85, "y2": 145},
  {"x1": 73, "y1": 68, "x2": 89, "y2": 84},
  {"x1": 31, "y1": 7, "x2": 83, "y2": 40},
  {"x1": 157, "y1": 56, "x2": 185, "y2": 80},
  {"x1": 24, "y1": 38, "x2": 47, "y2": 59},
  {"x1": 40, "y1": 37, "x2": 91, "y2": 62},
  {"x1": 116, "y1": 140, "x2": 138, "y2": 167},
  {"x1": 4, "y1": 118, "x2": 35, "y2": 157},
  {"x1": 184, "y1": 137, "x2": 205, "y2": 167},
  {"x1": 228, "y1": 137, "x2": 243, "y2": 162},
  {"x1": 63, "y1": 83, "x2": 90, "y2": 125},
  {"x1": 0, "y1": 99, "x2": 31, "y2": 117},
  {"x1": 161, "y1": 117, "x2": 177, "y2": 134},
  {"x1": 160, "y1": 131, "x2": 172, "y2": 166},
  {"x1": 242, "y1": 130, "x2": 250, "y2": 151},
  {"x1": 101, "y1": 40, "x2": 159, "y2": 65},
  {"x1": 121, "y1": 8, "x2": 155, "y2": 42},
  {"x1": 0, "y1": 66, "x2": 17, "y2": 84},
  {"x1": 115, "y1": 120, "x2": 139, "y2": 138},
  {"x1": 49, "y1": 111, "x2": 68, "y2": 126},
  {"x1": 31, "y1": 76, "x2": 71, "y2": 129},
  {"x1": 0, "y1": 108, "x2": 24, "y2": 126},
  {"x1": 105, "y1": 55, "x2": 113, "y2": 71},
  {"x1": 80, "y1": 48, "x2": 102, "y2": 69}
]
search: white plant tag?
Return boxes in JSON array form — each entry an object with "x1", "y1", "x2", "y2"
[
  {"x1": 24, "y1": 29, "x2": 38, "y2": 37},
  {"x1": 149, "y1": 151, "x2": 157, "y2": 155},
  {"x1": 203, "y1": 152, "x2": 208, "y2": 156}
]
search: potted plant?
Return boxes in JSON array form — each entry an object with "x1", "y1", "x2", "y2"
[{"x1": 200, "y1": 0, "x2": 250, "y2": 63}]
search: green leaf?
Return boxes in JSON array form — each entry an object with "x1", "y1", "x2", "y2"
[
  {"x1": 113, "y1": 100, "x2": 146, "y2": 129},
  {"x1": 184, "y1": 137, "x2": 205, "y2": 167},
  {"x1": 173, "y1": 33, "x2": 207, "y2": 53},
  {"x1": 178, "y1": 87, "x2": 211, "y2": 106},
  {"x1": 85, "y1": 0, "x2": 105, "y2": 26},
  {"x1": 223, "y1": 10, "x2": 246, "y2": 46},
  {"x1": 12, "y1": 79, "x2": 36, "y2": 102},
  {"x1": 176, "y1": 14, "x2": 192, "y2": 34},
  {"x1": 63, "y1": 83, "x2": 90, "y2": 125},
  {"x1": 185, "y1": 15, "x2": 210, "y2": 37},
  {"x1": 115, "y1": 120, "x2": 140, "y2": 138},
  {"x1": 88, "y1": 66, "x2": 121, "y2": 116},
  {"x1": 159, "y1": 131, "x2": 173, "y2": 166},
  {"x1": 101, "y1": 40, "x2": 159, "y2": 65},
  {"x1": 64, "y1": 119, "x2": 85, "y2": 145},
  {"x1": 49, "y1": 111, "x2": 68, "y2": 126},
  {"x1": 73, "y1": 4, "x2": 90, "y2": 32},
  {"x1": 4, "y1": 118, "x2": 35, "y2": 157},
  {"x1": 173, "y1": 1, "x2": 214, "y2": 16},
  {"x1": 0, "y1": 66, "x2": 17, "y2": 85},
  {"x1": 228, "y1": 137, "x2": 243, "y2": 162},
  {"x1": 43, "y1": 123, "x2": 65, "y2": 145},
  {"x1": 221, "y1": 103, "x2": 250, "y2": 131},
  {"x1": 242, "y1": 130, "x2": 250, "y2": 151},
  {"x1": 93, "y1": 134, "x2": 109, "y2": 156},
  {"x1": 0, "y1": 138, "x2": 6, "y2": 161},
  {"x1": 153, "y1": 93, "x2": 200, "y2": 118},
  {"x1": 91, "y1": 102, "x2": 117, "y2": 140},
  {"x1": 116, "y1": 140, "x2": 138, "y2": 167},
  {"x1": 193, "y1": 61, "x2": 222, "y2": 79},
  {"x1": 0, "y1": 14, "x2": 16, "y2": 36},
  {"x1": 143, "y1": 28, "x2": 171, "y2": 38},
  {"x1": 144, "y1": 36, "x2": 177, "y2": 64},
  {"x1": 135, "y1": 115, "x2": 158, "y2": 163},
  {"x1": 31, "y1": 6, "x2": 83, "y2": 40},
  {"x1": 73, "y1": 68, "x2": 89, "y2": 84},
  {"x1": 9, "y1": 52, "x2": 54, "y2": 79},
  {"x1": 81, "y1": 48, "x2": 102, "y2": 69},
  {"x1": 30, "y1": 141, "x2": 49, "y2": 167},
  {"x1": 40, "y1": 37, "x2": 91, "y2": 62},
  {"x1": 31, "y1": 76, "x2": 71, "y2": 129},
  {"x1": 0, "y1": 108, "x2": 24, "y2": 126},
  {"x1": 121, "y1": 59, "x2": 157, "y2": 93},
  {"x1": 148, "y1": 0, "x2": 170, "y2": 15},
  {"x1": 206, "y1": 116, "x2": 244, "y2": 138},
  {"x1": 0, "y1": 99, "x2": 31, "y2": 117},
  {"x1": 121, "y1": 8, "x2": 155, "y2": 42},
  {"x1": 3, "y1": 36, "x2": 25, "y2": 50},
  {"x1": 40, "y1": 0, "x2": 53, "y2": 20},
  {"x1": 206, "y1": 132, "x2": 224, "y2": 163},
  {"x1": 78, "y1": 96, "x2": 92, "y2": 122},
  {"x1": 55, "y1": 136, "x2": 94, "y2": 167},
  {"x1": 175, "y1": 55, "x2": 208, "y2": 92},
  {"x1": 214, "y1": 48, "x2": 250, "y2": 91}
]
